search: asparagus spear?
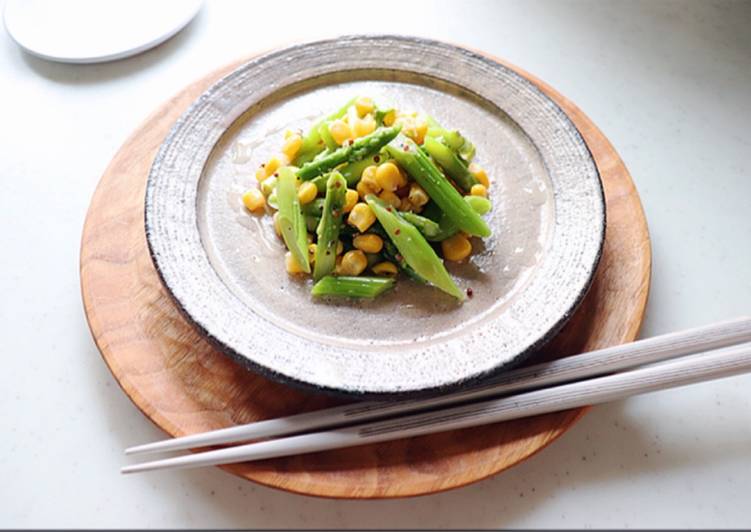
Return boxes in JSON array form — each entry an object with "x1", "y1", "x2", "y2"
[
  {"x1": 313, "y1": 172, "x2": 347, "y2": 280},
  {"x1": 421, "y1": 196, "x2": 493, "y2": 241},
  {"x1": 385, "y1": 137, "x2": 491, "y2": 238},
  {"x1": 425, "y1": 115, "x2": 476, "y2": 162},
  {"x1": 464, "y1": 195, "x2": 492, "y2": 215},
  {"x1": 276, "y1": 167, "x2": 310, "y2": 273},
  {"x1": 311, "y1": 276, "x2": 395, "y2": 298},
  {"x1": 365, "y1": 195, "x2": 464, "y2": 300},
  {"x1": 339, "y1": 152, "x2": 392, "y2": 187},
  {"x1": 422, "y1": 136, "x2": 478, "y2": 192},
  {"x1": 381, "y1": 238, "x2": 426, "y2": 284},
  {"x1": 399, "y1": 212, "x2": 441, "y2": 239},
  {"x1": 296, "y1": 126, "x2": 401, "y2": 181},
  {"x1": 293, "y1": 97, "x2": 357, "y2": 166},
  {"x1": 301, "y1": 198, "x2": 325, "y2": 217}
]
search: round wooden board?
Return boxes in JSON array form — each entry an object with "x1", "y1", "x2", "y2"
[{"x1": 80, "y1": 52, "x2": 651, "y2": 499}]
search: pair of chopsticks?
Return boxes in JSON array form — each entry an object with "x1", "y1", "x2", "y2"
[{"x1": 122, "y1": 317, "x2": 751, "y2": 474}]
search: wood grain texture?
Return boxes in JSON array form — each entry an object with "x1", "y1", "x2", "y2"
[{"x1": 80, "y1": 53, "x2": 651, "y2": 498}]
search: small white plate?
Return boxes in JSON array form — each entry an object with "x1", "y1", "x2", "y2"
[{"x1": 3, "y1": 0, "x2": 202, "y2": 64}]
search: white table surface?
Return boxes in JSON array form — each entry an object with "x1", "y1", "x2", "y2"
[{"x1": 2, "y1": 0, "x2": 750, "y2": 528}]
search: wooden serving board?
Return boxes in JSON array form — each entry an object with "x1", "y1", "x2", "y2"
[{"x1": 80, "y1": 53, "x2": 651, "y2": 498}]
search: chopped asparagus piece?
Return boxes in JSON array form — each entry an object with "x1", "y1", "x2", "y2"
[
  {"x1": 385, "y1": 136, "x2": 490, "y2": 238},
  {"x1": 276, "y1": 167, "x2": 310, "y2": 273},
  {"x1": 366, "y1": 195, "x2": 464, "y2": 300},
  {"x1": 312, "y1": 275, "x2": 395, "y2": 298},
  {"x1": 296, "y1": 126, "x2": 401, "y2": 181},
  {"x1": 313, "y1": 172, "x2": 347, "y2": 280}
]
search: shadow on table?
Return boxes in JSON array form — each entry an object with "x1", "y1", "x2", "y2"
[{"x1": 14, "y1": 7, "x2": 204, "y2": 85}]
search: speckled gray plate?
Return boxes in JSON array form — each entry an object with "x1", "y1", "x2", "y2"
[{"x1": 145, "y1": 36, "x2": 605, "y2": 397}]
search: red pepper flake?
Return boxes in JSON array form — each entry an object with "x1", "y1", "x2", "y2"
[
  {"x1": 332, "y1": 209, "x2": 340, "y2": 217},
  {"x1": 334, "y1": 181, "x2": 341, "y2": 188},
  {"x1": 395, "y1": 254, "x2": 403, "y2": 262},
  {"x1": 403, "y1": 145, "x2": 410, "y2": 151},
  {"x1": 260, "y1": 163, "x2": 266, "y2": 168},
  {"x1": 318, "y1": 140, "x2": 324, "y2": 145},
  {"x1": 273, "y1": 172, "x2": 279, "y2": 177},
  {"x1": 466, "y1": 287, "x2": 474, "y2": 298},
  {"x1": 373, "y1": 155, "x2": 381, "y2": 163},
  {"x1": 395, "y1": 229, "x2": 401, "y2": 235},
  {"x1": 386, "y1": 207, "x2": 393, "y2": 212}
]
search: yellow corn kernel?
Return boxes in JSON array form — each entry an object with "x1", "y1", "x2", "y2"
[
  {"x1": 372, "y1": 261, "x2": 398, "y2": 277},
  {"x1": 265, "y1": 155, "x2": 285, "y2": 177},
  {"x1": 441, "y1": 233, "x2": 472, "y2": 262},
  {"x1": 308, "y1": 243, "x2": 317, "y2": 263},
  {"x1": 412, "y1": 121, "x2": 428, "y2": 145},
  {"x1": 354, "y1": 96, "x2": 375, "y2": 117},
  {"x1": 282, "y1": 133, "x2": 303, "y2": 159},
  {"x1": 353, "y1": 115, "x2": 376, "y2": 138},
  {"x1": 361, "y1": 165, "x2": 382, "y2": 193},
  {"x1": 343, "y1": 189, "x2": 359, "y2": 213},
  {"x1": 398, "y1": 197, "x2": 413, "y2": 212},
  {"x1": 408, "y1": 182, "x2": 429, "y2": 207},
  {"x1": 379, "y1": 190, "x2": 401, "y2": 209},
  {"x1": 329, "y1": 119, "x2": 351, "y2": 145},
  {"x1": 337, "y1": 249, "x2": 368, "y2": 276},
  {"x1": 375, "y1": 162, "x2": 405, "y2": 192},
  {"x1": 272, "y1": 212, "x2": 282, "y2": 237},
  {"x1": 356, "y1": 180, "x2": 376, "y2": 200},
  {"x1": 285, "y1": 251, "x2": 306, "y2": 274},
  {"x1": 297, "y1": 181, "x2": 318, "y2": 205},
  {"x1": 336, "y1": 240, "x2": 344, "y2": 255},
  {"x1": 348, "y1": 202, "x2": 376, "y2": 232},
  {"x1": 242, "y1": 188, "x2": 265, "y2": 212},
  {"x1": 255, "y1": 167, "x2": 267, "y2": 181},
  {"x1": 470, "y1": 184, "x2": 487, "y2": 197},
  {"x1": 469, "y1": 163, "x2": 490, "y2": 187},
  {"x1": 353, "y1": 234, "x2": 384, "y2": 254},
  {"x1": 382, "y1": 110, "x2": 396, "y2": 126}
]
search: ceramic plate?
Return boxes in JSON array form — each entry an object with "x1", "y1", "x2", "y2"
[{"x1": 145, "y1": 36, "x2": 605, "y2": 397}]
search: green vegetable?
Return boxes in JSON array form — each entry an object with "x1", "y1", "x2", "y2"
[
  {"x1": 380, "y1": 238, "x2": 425, "y2": 283},
  {"x1": 293, "y1": 97, "x2": 357, "y2": 166},
  {"x1": 318, "y1": 122, "x2": 339, "y2": 151},
  {"x1": 313, "y1": 172, "x2": 347, "y2": 280},
  {"x1": 276, "y1": 167, "x2": 310, "y2": 273},
  {"x1": 425, "y1": 115, "x2": 476, "y2": 162},
  {"x1": 421, "y1": 196, "x2": 493, "y2": 241},
  {"x1": 311, "y1": 276, "x2": 395, "y2": 298},
  {"x1": 267, "y1": 191, "x2": 278, "y2": 210},
  {"x1": 399, "y1": 212, "x2": 441, "y2": 239},
  {"x1": 422, "y1": 136, "x2": 478, "y2": 191},
  {"x1": 366, "y1": 195, "x2": 464, "y2": 300},
  {"x1": 339, "y1": 152, "x2": 391, "y2": 187},
  {"x1": 375, "y1": 107, "x2": 395, "y2": 126},
  {"x1": 301, "y1": 198, "x2": 325, "y2": 217},
  {"x1": 305, "y1": 214, "x2": 320, "y2": 232},
  {"x1": 464, "y1": 195, "x2": 492, "y2": 215},
  {"x1": 296, "y1": 126, "x2": 402, "y2": 181},
  {"x1": 385, "y1": 137, "x2": 491, "y2": 238}
]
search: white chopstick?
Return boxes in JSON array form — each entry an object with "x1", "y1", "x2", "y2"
[
  {"x1": 122, "y1": 341, "x2": 751, "y2": 474},
  {"x1": 126, "y1": 317, "x2": 751, "y2": 456}
]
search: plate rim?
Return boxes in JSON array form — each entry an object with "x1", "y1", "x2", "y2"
[{"x1": 144, "y1": 35, "x2": 606, "y2": 397}]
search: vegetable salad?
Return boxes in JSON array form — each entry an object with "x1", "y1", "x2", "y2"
[{"x1": 240, "y1": 96, "x2": 492, "y2": 300}]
